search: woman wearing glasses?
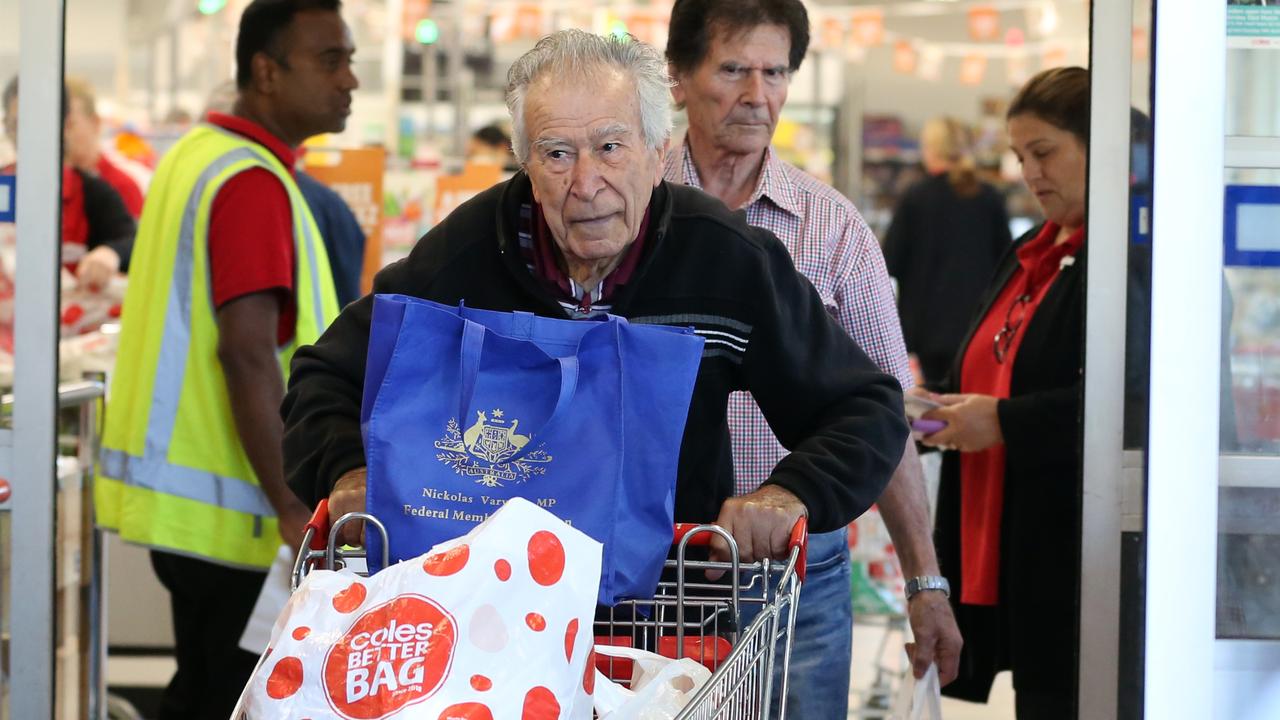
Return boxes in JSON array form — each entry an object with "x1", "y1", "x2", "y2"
[{"x1": 916, "y1": 66, "x2": 1088, "y2": 719}]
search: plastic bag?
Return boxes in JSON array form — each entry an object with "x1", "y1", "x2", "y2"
[
  {"x1": 592, "y1": 645, "x2": 712, "y2": 720},
  {"x1": 889, "y1": 663, "x2": 943, "y2": 720},
  {"x1": 231, "y1": 497, "x2": 602, "y2": 719}
]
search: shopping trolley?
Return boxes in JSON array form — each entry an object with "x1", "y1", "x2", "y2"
[{"x1": 291, "y1": 500, "x2": 809, "y2": 720}]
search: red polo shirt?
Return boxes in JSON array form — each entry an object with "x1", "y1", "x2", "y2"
[
  {"x1": 956, "y1": 222, "x2": 1083, "y2": 606},
  {"x1": 204, "y1": 112, "x2": 296, "y2": 345}
]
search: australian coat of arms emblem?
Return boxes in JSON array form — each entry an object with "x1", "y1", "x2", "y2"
[{"x1": 434, "y1": 409, "x2": 553, "y2": 487}]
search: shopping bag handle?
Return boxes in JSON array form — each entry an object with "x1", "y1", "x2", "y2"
[
  {"x1": 672, "y1": 516, "x2": 808, "y2": 582},
  {"x1": 457, "y1": 320, "x2": 579, "y2": 463}
]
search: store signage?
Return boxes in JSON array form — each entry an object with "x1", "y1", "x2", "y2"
[
  {"x1": 967, "y1": 7, "x2": 1000, "y2": 42},
  {"x1": 1228, "y1": 3, "x2": 1280, "y2": 50},
  {"x1": 303, "y1": 148, "x2": 387, "y2": 295},
  {"x1": 851, "y1": 10, "x2": 885, "y2": 47},
  {"x1": 1225, "y1": 185, "x2": 1280, "y2": 267},
  {"x1": 0, "y1": 176, "x2": 13, "y2": 223}
]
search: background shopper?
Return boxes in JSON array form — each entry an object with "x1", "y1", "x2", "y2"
[
  {"x1": 919, "y1": 66, "x2": 1090, "y2": 719},
  {"x1": 884, "y1": 116, "x2": 1011, "y2": 386}
]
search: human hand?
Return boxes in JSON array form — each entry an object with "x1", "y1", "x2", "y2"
[
  {"x1": 904, "y1": 591, "x2": 962, "y2": 686},
  {"x1": 76, "y1": 245, "x2": 120, "y2": 292},
  {"x1": 707, "y1": 484, "x2": 807, "y2": 581},
  {"x1": 919, "y1": 393, "x2": 1003, "y2": 452},
  {"x1": 906, "y1": 386, "x2": 939, "y2": 401},
  {"x1": 274, "y1": 496, "x2": 315, "y2": 551},
  {"x1": 330, "y1": 467, "x2": 367, "y2": 546}
]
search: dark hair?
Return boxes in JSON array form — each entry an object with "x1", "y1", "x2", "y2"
[
  {"x1": 235, "y1": 0, "x2": 342, "y2": 90},
  {"x1": 472, "y1": 124, "x2": 510, "y2": 149},
  {"x1": 3, "y1": 76, "x2": 71, "y2": 122},
  {"x1": 666, "y1": 0, "x2": 810, "y2": 76},
  {"x1": 1007, "y1": 66, "x2": 1090, "y2": 146}
]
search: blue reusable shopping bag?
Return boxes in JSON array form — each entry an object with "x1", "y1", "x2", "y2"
[{"x1": 360, "y1": 295, "x2": 704, "y2": 605}]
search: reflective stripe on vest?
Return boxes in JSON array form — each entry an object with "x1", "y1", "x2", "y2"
[{"x1": 97, "y1": 125, "x2": 338, "y2": 565}]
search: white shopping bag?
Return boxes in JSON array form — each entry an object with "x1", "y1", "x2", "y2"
[
  {"x1": 239, "y1": 545, "x2": 295, "y2": 655},
  {"x1": 591, "y1": 645, "x2": 712, "y2": 720},
  {"x1": 231, "y1": 497, "x2": 602, "y2": 720},
  {"x1": 889, "y1": 663, "x2": 943, "y2": 720}
]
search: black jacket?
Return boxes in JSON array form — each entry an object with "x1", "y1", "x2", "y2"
[
  {"x1": 883, "y1": 173, "x2": 1010, "y2": 385},
  {"x1": 79, "y1": 168, "x2": 135, "y2": 271},
  {"x1": 934, "y1": 225, "x2": 1084, "y2": 702},
  {"x1": 282, "y1": 173, "x2": 909, "y2": 532}
]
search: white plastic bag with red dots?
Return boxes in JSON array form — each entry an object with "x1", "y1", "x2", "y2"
[{"x1": 231, "y1": 497, "x2": 602, "y2": 720}]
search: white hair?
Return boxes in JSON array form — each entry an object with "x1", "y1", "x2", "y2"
[{"x1": 505, "y1": 29, "x2": 673, "y2": 164}]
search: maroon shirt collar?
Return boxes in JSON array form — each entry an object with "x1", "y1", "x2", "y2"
[
  {"x1": 205, "y1": 111, "x2": 298, "y2": 172},
  {"x1": 531, "y1": 201, "x2": 651, "y2": 306}
]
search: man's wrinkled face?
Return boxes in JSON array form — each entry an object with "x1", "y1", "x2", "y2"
[
  {"x1": 673, "y1": 23, "x2": 791, "y2": 157},
  {"x1": 522, "y1": 69, "x2": 666, "y2": 270}
]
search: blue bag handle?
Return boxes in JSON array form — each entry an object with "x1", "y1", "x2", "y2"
[{"x1": 457, "y1": 319, "x2": 580, "y2": 463}]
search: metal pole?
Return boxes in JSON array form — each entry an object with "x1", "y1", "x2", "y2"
[
  {"x1": 1079, "y1": 1, "x2": 1133, "y2": 717},
  {"x1": 11, "y1": 0, "x2": 66, "y2": 716},
  {"x1": 1145, "y1": 0, "x2": 1225, "y2": 716}
]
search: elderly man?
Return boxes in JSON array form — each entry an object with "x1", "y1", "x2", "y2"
[
  {"x1": 664, "y1": 0, "x2": 962, "y2": 714},
  {"x1": 283, "y1": 30, "x2": 907, "y2": 629}
]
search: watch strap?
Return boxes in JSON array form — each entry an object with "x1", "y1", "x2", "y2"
[{"x1": 905, "y1": 575, "x2": 951, "y2": 600}]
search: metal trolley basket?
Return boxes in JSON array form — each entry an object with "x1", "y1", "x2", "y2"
[{"x1": 292, "y1": 501, "x2": 809, "y2": 720}]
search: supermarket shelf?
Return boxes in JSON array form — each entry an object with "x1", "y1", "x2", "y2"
[
  {"x1": 1226, "y1": 136, "x2": 1280, "y2": 170},
  {"x1": 1220, "y1": 454, "x2": 1280, "y2": 488}
]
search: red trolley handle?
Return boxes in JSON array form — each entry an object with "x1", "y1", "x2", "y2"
[
  {"x1": 305, "y1": 498, "x2": 331, "y2": 552},
  {"x1": 672, "y1": 516, "x2": 809, "y2": 582}
]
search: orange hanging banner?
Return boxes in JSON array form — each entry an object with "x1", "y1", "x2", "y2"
[
  {"x1": 401, "y1": 0, "x2": 432, "y2": 42},
  {"x1": 967, "y1": 6, "x2": 1001, "y2": 42},
  {"x1": 1042, "y1": 44, "x2": 1069, "y2": 69},
  {"x1": 892, "y1": 41, "x2": 917, "y2": 75},
  {"x1": 515, "y1": 4, "x2": 543, "y2": 39},
  {"x1": 626, "y1": 9, "x2": 669, "y2": 46},
  {"x1": 851, "y1": 10, "x2": 885, "y2": 47},
  {"x1": 959, "y1": 53, "x2": 988, "y2": 86},
  {"x1": 820, "y1": 16, "x2": 846, "y2": 51}
]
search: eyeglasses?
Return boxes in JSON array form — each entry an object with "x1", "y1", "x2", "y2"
[{"x1": 993, "y1": 294, "x2": 1032, "y2": 364}]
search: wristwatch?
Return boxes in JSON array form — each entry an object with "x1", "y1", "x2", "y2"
[{"x1": 905, "y1": 575, "x2": 951, "y2": 600}]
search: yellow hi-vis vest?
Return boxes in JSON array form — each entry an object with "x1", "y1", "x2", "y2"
[{"x1": 95, "y1": 124, "x2": 340, "y2": 570}]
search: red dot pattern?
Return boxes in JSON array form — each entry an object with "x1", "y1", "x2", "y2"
[
  {"x1": 291, "y1": 626, "x2": 311, "y2": 641},
  {"x1": 527, "y1": 531, "x2": 565, "y2": 586},
  {"x1": 331, "y1": 582, "x2": 366, "y2": 614},
  {"x1": 583, "y1": 650, "x2": 597, "y2": 695},
  {"x1": 494, "y1": 559, "x2": 512, "y2": 581},
  {"x1": 266, "y1": 656, "x2": 304, "y2": 700},
  {"x1": 470, "y1": 674, "x2": 492, "y2": 692},
  {"x1": 525, "y1": 613, "x2": 546, "y2": 632},
  {"x1": 521, "y1": 686, "x2": 560, "y2": 720},
  {"x1": 563, "y1": 619, "x2": 578, "y2": 662},
  {"x1": 423, "y1": 544, "x2": 471, "y2": 576},
  {"x1": 438, "y1": 702, "x2": 494, "y2": 720}
]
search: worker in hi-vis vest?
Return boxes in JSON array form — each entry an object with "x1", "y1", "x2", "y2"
[{"x1": 94, "y1": 1, "x2": 355, "y2": 717}]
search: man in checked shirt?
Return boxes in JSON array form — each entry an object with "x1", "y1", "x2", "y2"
[{"x1": 665, "y1": 1, "x2": 963, "y2": 715}]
